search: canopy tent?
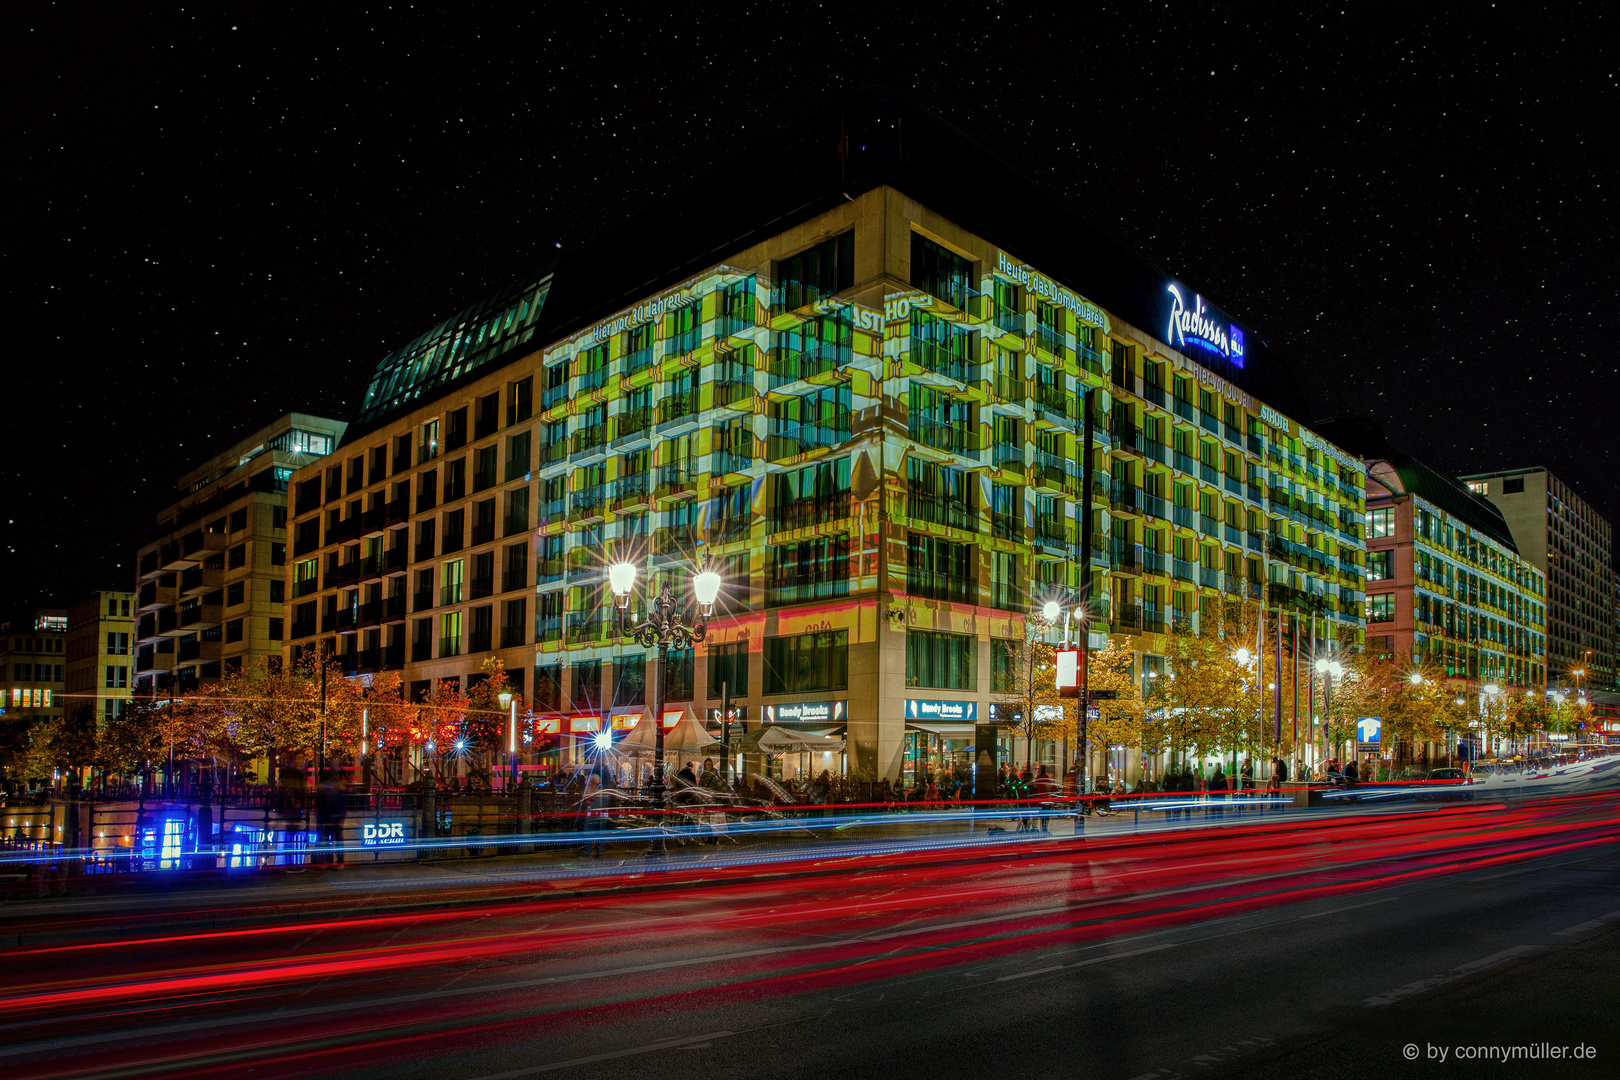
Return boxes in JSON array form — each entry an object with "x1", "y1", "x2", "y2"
[
  {"x1": 616, "y1": 707, "x2": 660, "y2": 750},
  {"x1": 734, "y1": 726, "x2": 846, "y2": 754},
  {"x1": 664, "y1": 707, "x2": 717, "y2": 756}
]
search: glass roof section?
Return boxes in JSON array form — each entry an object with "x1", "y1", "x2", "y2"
[{"x1": 354, "y1": 272, "x2": 551, "y2": 428}]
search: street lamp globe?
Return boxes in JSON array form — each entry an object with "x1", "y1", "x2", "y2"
[
  {"x1": 1483, "y1": 683, "x2": 1501, "y2": 696},
  {"x1": 692, "y1": 569, "x2": 723, "y2": 616},
  {"x1": 1315, "y1": 657, "x2": 1330, "y2": 674},
  {"x1": 1409, "y1": 672, "x2": 1423, "y2": 685},
  {"x1": 1328, "y1": 661, "x2": 1344, "y2": 678},
  {"x1": 1041, "y1": 599, "x2": 1061, "y2": 623},
  {"x1": 1232, "y1": 647, "x2": 1252, "y2": 666},
  {"x1": 498, "y1": 690, "x2": 513, "y2": 709},
  {"x1": 608, "y1": 562, "x2": 638, "y2": 607}
]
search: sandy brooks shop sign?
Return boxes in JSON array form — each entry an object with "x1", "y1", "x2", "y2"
[{"x1": 905, "y1": 699, "x2": 979, "y2": 722}]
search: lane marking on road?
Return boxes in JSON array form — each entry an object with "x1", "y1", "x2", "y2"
[
  {"x1": 466, "y1": 1031, "x2": 737, "y2": 1079},
  {"x1": 1363, "y1": 944, "x2": 1540, "y2": 1006},
  {"x1": 1553, "y1": 908, "x2": 1620, "y2": 936},
  {"x1": 1123, "y1": 1035, "x2": 1276, "y2": 1080}
]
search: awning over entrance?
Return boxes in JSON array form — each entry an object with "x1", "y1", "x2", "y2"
[{"x1": 904, "y1": 722, "x2": 977, "y2": 738}]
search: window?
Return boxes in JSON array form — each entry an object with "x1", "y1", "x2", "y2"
[
  {"x1": 269, "y1": 543, "x2": 284, "y2": 566},
  {"x1": 441, "y1": 559, "x2": 465, "y2": 606},
  {"x1": 534, "y1": 662, "x2": 562, "y2": 709},
  {"x1": 271, "y1": 506, "x2": 286, "y2": 529},
  {"x1": 475, "y1": 392, "x2": 500, "y2": 439},
  {"x1": 508, "y1": 376, "x2": 533, "y2": 426},
  {"x1": 469, "y1": 605, "x2": 493, "y2": 653},
  {"x1": 226, "y1": 582, "x2": 245, "y2": 607},
  {"x1": 225, "y1": 619, "x2": 244, "y2": 643},
  {"x1": 664, "y1": 648, "x2": 696, "y2": 700},
  {"x1": 1503, "y1": 477, "x2": 1524, "y2": 494},
  {"x1": 707, "y1": 641, "x2": 749, "y2": 698},
  {"x1": 505, "y1": 431, "x2": 531, "y2": 481},
  {"x1": 442, "y1": 508, "x2": 465, "y2": 554},
  {"x1": 767, "y1": 535, "x2": 850, "y2": 605},
  {"x1": 228, "y1": 544, "x2": 247, "y2": 569},
  {"x1": 269, "y1": 580, "x2": 284, "y2": 603},
  {"x1": 1367, "y1": 507, "x2": 1395, "y2": 539},
  {"x1": 105, "y1": 665, "x2": 128, "y2": 689},
  {"x1": 573, "y1": 659, "x2": 603, "y2": 711},
  {"x1": 472, "y1": 498, "x2": 496, "y2": 544},
  {"x1": 446, "y1": 407, "x2": 468, "y2": 450},
  {"x1": 763, "y1": 630, "x2": 848, "y2": 695},
  {"x1": 228, "y1": 508, "x2": 248, "y2": 533},
  {"x1": 505, "y1": 486, "x2": 530, "y2": 536},
  {"x1": 268, "y1": 617, "x2": 284, "y2": 641},
  {"x1": 439, "y1": 612, "x2": 462, "y2": 656},
  {"x1": 106, "y1": 632, "x2": 130, "y2": 655},
  {"x1": 773, "y1": 230, "x2": 854, "y2": 311},
  {"x1": 444, "y1": 457, "x2": 466, "y2": 501},
  {"x1": 502, "y1": 597, "x2": 526, "y2": 648},
  {"x1": 419, "y1": 419, "x2": 440, "y2": 462},
  {"x1": 991, "y1": 638, "x2": 1018, "y2": 693},
  {"x1": 613, "y1": 655, "x2": 646, "y2": 706},
  {"x1": 393, "y1": 433, "x2": 412, "y2": 474},
  {"x1": 906, "y1": 534, "x2": 975, "y2": 604},
  {"x1": 474, "y1": 445, "x2": 497, "y2": 491},
  {"x1": 911, "y1": 233, "x2": 972, "y2": 310},
  {"x1": 1367, "y1": 550, "x2": 1393, "y2": 582},
  {"x1": 1368, "y1": 593, "x2": 1395, "y2": 622},
  {"x1": 504, "y1": 542, "x2": 527, "y2": 591},
  {"x1": 906, "y1": 629, "x2": 976, "y2": 690}
]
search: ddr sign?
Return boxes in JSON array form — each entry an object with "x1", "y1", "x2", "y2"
[{"x1": 362, "y1": 822, "x2": 407, "y2": 846}]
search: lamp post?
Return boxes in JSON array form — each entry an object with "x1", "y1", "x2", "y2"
[
  {"x1": 607, "y1": 561, "x2": 720, "y2": 856},
  {"x1": 498, "y1": 690, "x2": 516, "y2": 790},
  {"x1": 1315, "y1": 657, "x2": 1343, "y2": 764}
]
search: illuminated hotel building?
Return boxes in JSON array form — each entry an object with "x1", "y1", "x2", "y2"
[
  {"x1": 1456, "y1": 467, "x2": 1614, "y2": 691},
  {"x1": 1321, "y1": 422, "x2": 1546, "y2": 692},
  {"x1": 284, "y1": 90, "x2": 1368, "y2": 780},
  {"x1": 1, "y1": 612, "x2": 68, "y2": 731},
  {"x1": 135, "y1": 413, "x2": 346, "y2": 694}
]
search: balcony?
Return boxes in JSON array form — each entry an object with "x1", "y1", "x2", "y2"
[
  {"x1": 1110, "y1": 539, "x2": 1140, "y2": 574},
  {"x1": 991, "y1": 372, "x2": 1023, "y2": 404},
  {"x1": 179, "y1": 565, "x2": 223, "y2": 596},
  {"x1": 577, "y1": 366, "x2": 607, "y2": 394},
  {"x1": 537, "y1": 558, "x2": 566, "y2": 585},
  {"x1": 712, "y1": 447, "x2": 753, "y2": 476},
  {"x1": 358, "y1": 601, "x2": 381, "y2": 628},
  {"x1": 908, "y1": 491, "x2": 977, "y2": 533},
  {"x1": 653, "y1": 527, "x2": 699, "y2": 557},
  {"x1": 1142, "y1": 381, "x2": 1166, "y2": 408},
  {"x1": 1116, "y1": 602, "x2": 1142, "y2": 634},
  {"x1": 469, "y1": 629, "x2": 492, "y2": 654},
  {"x1": 569, "y1": 486, "x2": 606, "y2": 520},
  {"x1": 908, "y1": 416, "x2": 980, "y2": 456},
  {"x1": 767, "y1": 577, "x2": 849, "y2": 607},
  {"x1": 657, "y1": 390, "x2": 702, "y2": 429},
  {"x1": 1032, "y1": 450, "x2": 1072, "y2": 492},
  {"x1": 1141, "y1": 492, "x2": 1167, "y2": 521},
  {"x1": 411, "y1": 641, "x2": 433, "y2": 662},
  {"x1": 767, "y1": 414, "x2": 850, "y2": 462},
  {"x1": 713, "y1": 376, "x2": 755, "y2": 409},
  {"x1": 413, "y1": 589, "x2": 434, "y2": 613},
  {"x1": 1034, "y1": 383, "x2": 1068, "y2": 426},
  {"x1": 1199, "y1": 410, "x2": 1220, "y2": 434},
  {"x1": 655, "y1": 465, "x2": 696, "y2": 500},
  {"x1": 566, "y1": 613, "x2": 608, "y2": 646},
  {"x1": 1199, "y1": 514, "x2": 1219, "y2": 536},
  {"x1": 1111, "y1": 424, "x2": 1141, "y2": 455},
  {"x1": 1174, "y1": 398, "x2": 1195, "y2": 422},
  {"x1": 535, "y1": 616, "x2": 562, "y2": 644},
  {"x1": 178, "y1": 638, "x2": 222, "y2": 664},
  {"x1": 614, "y1": 406, "x2": 652, "y2": 444},
  {"x1": 767, "y1": 343, "x2": 848, "y2": 388},
  {"x1": 1199, "y1": 566, "x2": 1220, "y2": 589},
  {"x1": 710, "y1": 515, "x2": 751, "y2": 545},
  {"x1": 1109, "y1": 481, "x2": 1139, "y2": 515},
  {"x1": 992, "y1": 442, "x2": 1024, "y2": 471},
  {"x1": 908, "y1": 340, "x2": 979, "y2": 384},
  {"x1": 1173, "y1": 558, "x2": 1196, "y2": 582},
  {"x1": 385, "y1": 497, "x2": 410, "y2": 525},
  {"x1": 990, "y1": 509, "x2": 1021, "y2": 541},
  {"x1": 1140, "y1": 548, "x2": 1167, "y2": 576},
  {"x1": 1033, "y1": 323, "x2": 1064, "y2": 358},
  {"x1": 570, "y1": 425, "x2": 608, "y2": 457},
  {"x1": 290, "y1": 619, "x2": 317, "y2": 640},
  {"x1": 1225, "y1": 524, "x2": 1244, "y2": 547},
  {"x1": 293, "y1": 576, "x2": 319, "y2": 598},
  {"x1": 384, "y1": 595, "x2": 406, "y2": 621}
]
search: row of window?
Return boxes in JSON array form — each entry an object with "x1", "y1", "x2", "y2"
[{"x1": 10, "y1": 664, "x2": 63, "y2": 682}]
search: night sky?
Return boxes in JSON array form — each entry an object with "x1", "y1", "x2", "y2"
[{"x1": 9, "y1": 4, "x2": 1616, "y2": 618}]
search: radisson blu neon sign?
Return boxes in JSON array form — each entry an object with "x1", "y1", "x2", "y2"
[{"x1": 1166, "y1": 284, "x2": 1244, "y2": 367}]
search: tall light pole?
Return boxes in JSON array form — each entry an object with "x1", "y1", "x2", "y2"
[
  {"x1": 499, "y1": 690, "x2": 516, "y2": 790},
  {"x1": 1315, "y1": 656, "x2": 1343, "y2": 764},
  {"x1": 607, "y1": 560, "x2": 720, "y2": 855}
]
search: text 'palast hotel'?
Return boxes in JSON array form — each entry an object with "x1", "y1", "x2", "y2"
[{"x1": 284, "y1": 90, "x2": 1370, "y2": 779}]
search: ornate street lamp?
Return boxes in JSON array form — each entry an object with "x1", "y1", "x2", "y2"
[
  {"x1": 498, "y1": 690, "x2": 517, "y2": 789},
  {"x1": 607, "y1": 560, "x2": 720, "y2": 854}
]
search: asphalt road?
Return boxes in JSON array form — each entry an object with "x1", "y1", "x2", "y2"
[{"x1": 2, "y1": 795, "x2": 1616, "y2": 1080}]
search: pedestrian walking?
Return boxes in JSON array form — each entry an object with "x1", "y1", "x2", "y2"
[
  {"x1": 1033, "y1": 765, "x2": 1058, "y2": 832},
  {"x1": 579, "y1": 767, "x2": 609, "y2": 859}
]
